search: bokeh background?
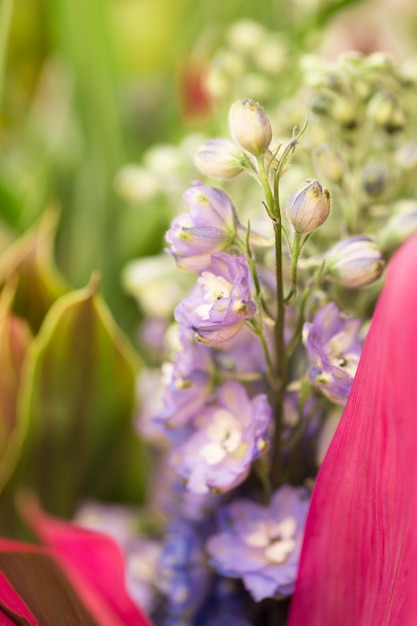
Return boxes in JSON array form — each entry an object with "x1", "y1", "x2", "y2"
[{"x1": 3, "y1": 0, "x2": 417, "y2": 337}]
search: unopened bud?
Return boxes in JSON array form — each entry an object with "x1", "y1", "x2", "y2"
[
  {"x1": 367, "y1": 92, "x2": 405, "y2": 132},
  {"x1": 114, "y1": 166, "x2": 159, "y2": 204},
  {"x1": 361, "y1": 163, "x2": 387, "y2": 197},
  {"x1": 313, "y1": 144, "x2": 346, "y2": 184},
  {"x1": 379, "y1": 200, "x2": 417, "y2": 251},
  {"x1": 396, "y1": 140, "x2": 417, "y2": 171},
  {"x1": 332, "y1": 97, "x2": 357, "y2": 129},
  {"x1": 229, "y1": 99, "x2": 272, "y2": 156},
  {"x1": 286, "y1": 180, "x2": 331, "y2": 235},
  {"x1": 325, "y1": 236, "x2": 385, "y2": 288},
  {"x1": 194, "y1": 139, "x2": 245, "y2": 179}
]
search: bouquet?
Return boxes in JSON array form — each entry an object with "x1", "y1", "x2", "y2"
[{"x1": 1, "y1": 48, "x2": 417, "y2": 626}]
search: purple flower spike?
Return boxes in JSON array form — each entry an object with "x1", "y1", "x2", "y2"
[
  {"x1": 166, "y1": 185, "x2": 239, "y2": 271},
  {"x1": 303, "y1": 302, "x2": 362, "y2": 405},
  {"x1": 207, "y1": 485, "x2": 310, "y2": 601},
  {"x1": 172, "y1": 381, "x2": 271, "y2": 494},
  {"x1": 175, "y1": 253, "x2": 257, "y2": 345}
]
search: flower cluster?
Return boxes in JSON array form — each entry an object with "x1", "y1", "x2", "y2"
[{"x1": 116, "y1": 49, "x2": 417, "y2": 626}]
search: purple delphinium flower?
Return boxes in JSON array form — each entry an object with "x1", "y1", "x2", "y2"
[
  {"x1": 214, "y1": 324, "x2": 268, "y2": 378},
  {"x1": 166, "y1": 184, "x2": 240, "y2": 271},
  {"x1": 175, "y1": 252, "x2": 256, "y2": 345},
  {"x1": 158, "y1": 518, "x2": 211, "y2": 623},
  {"x1": 302, "y1": 302, "x2": 362, "y2": 405},
  {"x1": 172, "y1": 380, "x2": 271, "y2": 494},
  {"x1": 195, "y1": 578, "x2": 252, "y2": 626},
  {"x1": 156, "y1": 329, "x2": 213, "y2": 429},
  {"x1": 206, "y1": 485, "x2": 310, "y2": 602}
]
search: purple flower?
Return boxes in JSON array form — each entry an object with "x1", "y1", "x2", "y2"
[
  {"x1": 156, "y1": 329, "x2": 213, "y2": 429},
  {"x1": 196, "y1": 578, "x2": 252, "y2": 626},
  {"x1": 166, "y1": 185, "x2": 239, "y2": 271},
  {"x1": 175, "y1": 253, "x2": 256, "y2": 345},
  {"x1": 302, "y1": 302, "x2": 362, "y2": 405},
  {"x1": 206, "y1": 485, "x2": 310, "y2": 602},
  {"x1": 214, "y1": 324, "x2": 268, "y2": 378},
  {"x1": 158, "y1": 518, "x2": 211, "y2": 622},
  {"x1": 172, "y1": 381, "x2": 271, "y2": 494}
]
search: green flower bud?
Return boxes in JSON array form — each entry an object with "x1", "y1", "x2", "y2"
[
  {"x1": 361, "y1": 163, "x2": 387, "y2": 197},
  {"x1": 326, "y1": 236, "x2": 385, "y2": 288},
  {"x1": 332, "y1": 97, "x2": 357, "y2": 129},
  {"x1": 313, "y1": 144, "x2": 346, "y2": 184},
  {"x1": 229, "y1": 99, "x2": 272, "y2": 156},
  {"x1": 194, "y1": 139, "x2": 245, "y2": 179},
  {"x1": 367, "y1": 92, "x2": 405, "y2": 132},
  {"x1": 396, "y1": 140, "x2": 417, "y2": 171},
  {"x1": 286, "y1": 180, "x2": 331, "y2": 235},
  {"x1": 114, "y1": 166, "x2": 159, "y2": 204},
  {"x1": 379, "y1": 200, "x2": 417, "y2": 251}
]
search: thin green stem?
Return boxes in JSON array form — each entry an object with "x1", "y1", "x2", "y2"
[
  {"x1": 285, "y1": 231, "x2": 302, "y2": 304},
  {"x1": 286, "y1": 262, "x2": 327, "y2": 359},
  {"x1": 257, "y1": 155, "x2": 286, "y2": 490},
  {"x1": 247, "y1": 319, "x2": 275, "y2": 385}
]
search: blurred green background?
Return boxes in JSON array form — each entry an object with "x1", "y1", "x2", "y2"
[{"x1": 5, "y1": 0, "x2": 400, "y2": 338}]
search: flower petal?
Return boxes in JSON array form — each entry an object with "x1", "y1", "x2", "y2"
[{"x1": 288, "y1": 233, "x2": 417, "y2": 625}]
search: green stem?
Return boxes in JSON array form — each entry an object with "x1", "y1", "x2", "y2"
[
  {"x1": 286, "y1": 262, "x2": 326, "y2": 359},
  {"x1": 248, "y1": 319, "x2": 275, "y2": 385},
  {"x1": 285, "y1": 231, "x2": 302, "y2": 304},
  {"x1": 257, "y1": 155, "x2": 286, "y2": 490}
]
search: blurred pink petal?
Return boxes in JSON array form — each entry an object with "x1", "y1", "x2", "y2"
[
  {"x1": 289, "y1": 233, "x2": 417, "y2": 626},
  {"x1": 22, "y1": 498, "x2": 154, "y2": 626}
]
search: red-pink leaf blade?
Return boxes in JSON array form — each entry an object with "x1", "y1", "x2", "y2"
[
  {"x1": 23, "y1": 500, "x2": 154, "y2": 626},
  {"x1": 289, "y1": 234, "x2": 417, "y2": 626}
]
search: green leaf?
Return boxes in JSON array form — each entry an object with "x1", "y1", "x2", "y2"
[
  {"x1": 0, "y1": 210, "x2": 70, "y2": 332},
  {"x1": 17, "y1": 274, "x2": 147, "y2": 516},
  {"x1": 0, "y1": 284, "x2": 33, "y2": 492}
]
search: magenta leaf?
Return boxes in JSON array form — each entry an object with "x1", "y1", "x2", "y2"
[
  {"x1": 288, "y1": 233, "x2": 417, "y2": 626},
  {"x1": 22, "y1": 498, "x2": 154, "y2": 626},
  {"x1": 0, "y1": 539, "x2": 96, "y2": 625}
]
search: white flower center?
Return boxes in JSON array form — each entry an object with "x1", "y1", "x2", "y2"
[
  {"x1": 199, "y1": 409, "x2": 243, "y2": 465},
  {"x1": 194, "y1": 272, "x2": 234, "y2": 321},
  {"x1": 264, "y1": 538, "x2": 296, "y2": 564}
]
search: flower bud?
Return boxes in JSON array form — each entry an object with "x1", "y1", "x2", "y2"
[
  {"x1": 229, "y1": 99, "x2": 272, "y2": 156},
  {"x1": 332, "y1": 97, "x2": 357, "y2": 129},
  {"x1": 396, "y1": 139, "x2": 417, "y2": 171},
  {"x1": 114, "y1": 165, "x2": 159, "y2": 204},
  {"x1": 325, "y1": 236, "x2": 385, "y2": 288},
  {"x1": 361, "y1": 163, "x2": 387, "y2": 197},
  {"x1": 367, "y1": 92, "x2": 405, "y2": 132},
  {"x1": 194, "y1": 139, "x2": 245, "y2": 179},
  {"x1": 286, "y1": 180, "x2": 331, "y2": 235},
  {"x1": 313, "y1": 144, "x2": 346, "y2": 184},
  {"x1": 378, "y1": 200, "x2": 417, "y2": 251}
]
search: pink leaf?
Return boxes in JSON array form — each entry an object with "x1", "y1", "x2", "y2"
[
  {"x1": 0, "y1": 569, "x2": 38, "y2": 625},
  {"x1": 22, "y1": 498, "x2": 154, "y2": 626},
  {"x1": 288, "y1": 233, "x2": 417, "y2": 626}
]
